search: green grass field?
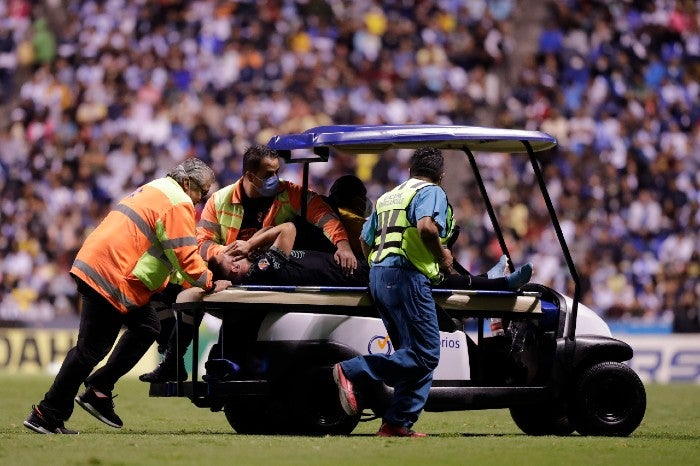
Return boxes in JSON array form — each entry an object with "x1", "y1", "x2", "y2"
[{"x1": 1, "y1": 375, "x2": 698, "y2": 466}]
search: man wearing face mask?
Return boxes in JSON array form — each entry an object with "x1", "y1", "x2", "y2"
[
  {"x1": 141, "y1": 144, "x2": 357, "y2": 383},
  {"x1": 198, "y1": 145, "x2": 356, "y2": 267}
]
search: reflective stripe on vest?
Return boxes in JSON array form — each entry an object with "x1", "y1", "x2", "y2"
[
  {"x1": 214, "y1": 182, "x2": 245, "y2": 235},
  {"x1": 370, "y1": 179, "x2": 454, "y2": 283},
  {"x1": 210, "y1": 180, "x2": 296, "y2": 245},
  {"x1": 129, "y1": 178, "x2": 198, "y2": 292},
  {"x1": 73, "y1": 259, "x2": 139, "y2": 309}
]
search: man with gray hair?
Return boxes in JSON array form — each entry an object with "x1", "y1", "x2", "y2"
[
  {"x1": 166, "y1": 157, "x2": 215, "y2": 204},
  {"x1": 24, "y1": 157, "x2": 231, "y2": 435}
]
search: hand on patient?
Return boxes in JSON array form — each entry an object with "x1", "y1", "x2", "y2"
[
  {"x1": 439, "y1": 248, "x2": 453, "y2": 273},
  {"x1": 224, "y1": 240, "x2": 252, "y2": 260},
  {"x1": 211, "y1": 279, "x2": 232, "y2": 293},
  {"x1": 334, "y1": 240, "x2": 358, "y2": 276}
]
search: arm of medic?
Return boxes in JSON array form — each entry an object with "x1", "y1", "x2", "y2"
[
  {"x1": 299, "y1": 187, "x2": 357, "y2": 275},
  {"x1": 165, "y1": 203, "x2": 231, "y2": 293},
  {"x1": 196, "y1": 194, "x2": 227, "y2": 261},
  {"x1": 224, "y1": 223, "x2": 296, "y2": 259},
  {"x1": 417, "y1": 216, "x2": 454, "y2": 273}
]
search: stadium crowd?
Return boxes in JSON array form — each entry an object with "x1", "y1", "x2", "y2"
[{"x1": 0, "y1": 0, "x2": 698, "y2": 331}]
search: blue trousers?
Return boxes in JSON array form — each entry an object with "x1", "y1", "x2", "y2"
[{"x1": 341, "y1": 266, "x2": 440, "y2": 428}]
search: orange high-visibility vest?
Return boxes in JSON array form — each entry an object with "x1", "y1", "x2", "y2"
[
  {"x1": 197, "y1": 178, "x2": 349, "y2": 260},
  {"x1": 71, "y1": 177, "x2": 213, "y2": 313}
]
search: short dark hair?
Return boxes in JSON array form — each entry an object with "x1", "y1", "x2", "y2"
[
  {"x1": 409, "y1": 146, "x2": 443, "y2": 182},
  {"x1": 207, "y1": 256, "x2": 227, "y2": 281},
  {"x1": 243, "y1": 144, "x2": 278, "y2": 173},
  {"x1": 328, "y1": 175, "x2": 367, "y2": 207}
]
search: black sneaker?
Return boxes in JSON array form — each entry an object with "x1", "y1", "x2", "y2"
[
  {"x1": 139, "y1": 357, "x2": 187, "y2": 383},
  {"x1": 202, "y1": 359, "x2": 240, "y2": 382},
  {"x1": 23, "y1": 405, "x2": 79, "y2": 434},
  {"x1": 75, "y1": 387, "x2": 123, "y2": 428}
]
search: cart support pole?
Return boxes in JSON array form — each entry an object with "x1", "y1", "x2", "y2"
[
  {"x1": 524, "y1": 142, "x2": 581, "y2": 339},
  {"x1": 176, "y1": 308, "x2": 183, "y2": 397},
  {"x1": 301, "y1": 162, "x2": 309, "y2": 221},
  {"x1": 463, "y1": 147, "x2": 513, "y2": 271},
  {"x1": 192, "y1": 304, "x2": 200, "y2": 398}
]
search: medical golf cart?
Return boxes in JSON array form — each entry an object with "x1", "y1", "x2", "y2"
[{"x1": 148, "y1": 125, "x2": 646, "y2": 437}]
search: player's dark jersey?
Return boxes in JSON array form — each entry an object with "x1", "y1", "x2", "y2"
[
  {"x1": 240, "y1": 248, "x2": 508, "y2": 291},
  {"x1": 238, "y1": 191, "x2": 274, "y2": 240},
  {"x1": 243, "y1": 248, "x2": 369, "y2": 286}
]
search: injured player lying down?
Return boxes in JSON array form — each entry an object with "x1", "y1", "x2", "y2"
[
  {"x1": 208, "y1": 222, "x2": 532, "y2": 290},
  {"x1": 140, "y1": 222, "x2": 533, "y2": 383}
]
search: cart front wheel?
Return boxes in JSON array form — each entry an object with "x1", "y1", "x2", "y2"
[{"x1": 570, "y1": 361, "x2": 646, "y2": 436}]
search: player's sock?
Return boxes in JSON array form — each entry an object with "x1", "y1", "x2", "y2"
[
  {"x1": 487, "y1": 255, "x2": 508, "y2": 279},
  {"x1": 506, "y1": 263, "x2": 533, "y2": 290}
]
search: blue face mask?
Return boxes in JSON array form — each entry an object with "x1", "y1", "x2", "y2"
[{"x1": 253, "y1": 174, "x2": 279, "y2": 197}]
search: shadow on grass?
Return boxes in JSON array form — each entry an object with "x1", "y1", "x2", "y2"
[
  {"x1": 629, "y1": 432, "x2": 700, "y2": 441},
  {"x1": 109, "y1": 429, "x2": 237, "y2": 435}
]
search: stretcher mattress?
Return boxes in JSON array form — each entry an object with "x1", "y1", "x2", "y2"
[{"x1": 175, "y1": 285, "x2": 545, "y2": 317}]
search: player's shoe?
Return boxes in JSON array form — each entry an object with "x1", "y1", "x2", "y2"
[
  {"x1": 23, "y1": 405, "x2": 78, "y2": 434},
  {"x1": 332, "y1": 363, "x2": 358, "y2": 416},
  {"x1": 139, "y1": 356, "x2": 187, "y2": 383},
  {"x1": 75, "y1": 386, "x2": 123, "y2": 428}
]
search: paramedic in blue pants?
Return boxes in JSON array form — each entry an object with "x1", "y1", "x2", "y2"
[{"x1": 333, "y1": 146, "x2": 453, "y2": 438}]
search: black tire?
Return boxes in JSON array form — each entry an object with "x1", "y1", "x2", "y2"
[
  {"x1": 510, "y1": 403, "x2": 574, "y2": 436},
  {"x1": 224, "y1": 397, "x2": 287, "y2": 435},
  {"x1": 224, "y1": 367, "x2": 360, "y2": 436},
  {"x1": 287, "y1": 365, "x2": 361, "y2": 436},
  {"x1": 570, "y1": 361, "x2": 646, "y2": 437}
]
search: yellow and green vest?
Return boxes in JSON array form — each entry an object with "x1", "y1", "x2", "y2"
[{"x1": 369, "y1": 178, "x2": 454, "y2": 284}]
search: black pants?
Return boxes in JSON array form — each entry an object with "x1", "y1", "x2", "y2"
[
  {"x1": 208, "y1": 313, "x2": 268, "y2": 376},
  {"x1": 439, "y1": 273, "x2": 508, "y2": 290},
  {"x1": 39, "y1": 278, "x2": 160, "y2": 422}
]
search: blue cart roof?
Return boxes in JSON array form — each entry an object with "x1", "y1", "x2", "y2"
[{"x1": 267, "y1": 124, "x2": 557, "y2": 155}]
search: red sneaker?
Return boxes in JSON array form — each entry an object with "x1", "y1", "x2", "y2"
[
  {"x1": 377, "y1": 422, "x2": 427, "y2": 438},
  {"x1": 332, "y1": 363, "x2": 358, "y2": 416}
]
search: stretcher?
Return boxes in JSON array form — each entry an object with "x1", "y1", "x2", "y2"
[{"x1": 181, "y1": 285, "x2": 550, "y2": 318}]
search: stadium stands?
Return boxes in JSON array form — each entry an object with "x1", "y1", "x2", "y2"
[{"x1": 0, "y1": 0, "x2": 697, "y2": 331}]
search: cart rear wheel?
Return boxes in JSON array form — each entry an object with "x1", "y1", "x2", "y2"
[
  {"x1": 510, "y1": 402, "x2": 574, "y2": 436},
  {"x1": 223, "y1": 367, "x2": 360, "y2": 436},
  {"x1": 570, "y1": 361, "x2": 646, "y2": 436},
  {"x1": 224, "y1": 397, "x2": 287, "y2": 435},
  {"x1": 287, "y1": 365, "x2": 361, "y2": 436}
]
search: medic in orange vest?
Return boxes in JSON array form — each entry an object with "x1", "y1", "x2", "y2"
[
  {"x1": 24, "y1": 158, "x2": 230, "y2": 435},
  {"x1": 197, "y1": 144, "x2": 357, "y2": 275},
  {"x1": 71, "y1": 159, "x2": 229, "y2": 313}
]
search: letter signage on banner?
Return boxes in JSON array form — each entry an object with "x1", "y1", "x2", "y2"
[
  {"x1": 623, "y1": 334, "x2": 700, "y2": 384},
  {"x1": 0, "y1": 329, "x2": 75, "y2": 374},
  {"x1": 0, "y1": 329, "x2": 157, "y2": 376},
  {"x1": 1, "y1": 328, "x2": 697, "y2": 383}
]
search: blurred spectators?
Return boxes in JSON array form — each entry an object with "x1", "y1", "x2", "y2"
[{"x1": 0, "y1": 0, "x2": 698, "y2": 332}]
